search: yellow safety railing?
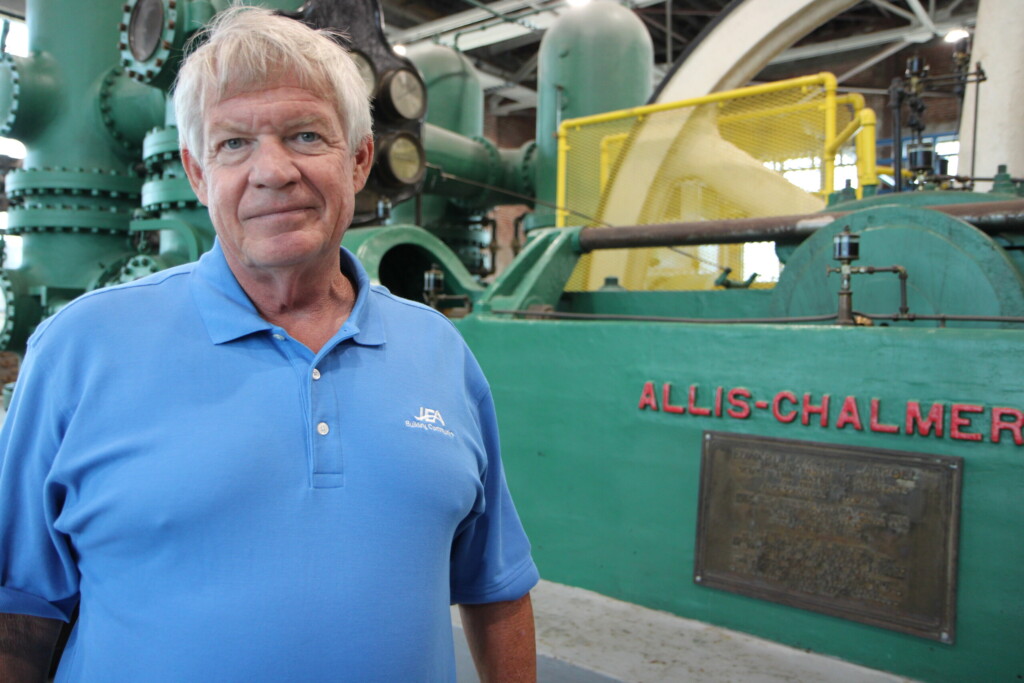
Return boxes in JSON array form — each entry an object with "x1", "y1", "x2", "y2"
[{"x1": 555, "y1": 73, "x2": 880, "y2": 290}]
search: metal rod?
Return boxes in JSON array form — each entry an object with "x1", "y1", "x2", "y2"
[
  {"x1": 855, "y1": 311, "x2": 1024, "y2": 324},
  {"x1": 837, "y1": 40, "x2": 910, "y2": 84},
  {"x1": 489, "y1": 309, "x2": 839, "y2": 324},
  {"x1": 904, "y1": 0, "x2": 941, "y2": 36},
  {"x1": 576, "y1": 200, "x2": 1024, "y2": 252},
  {"x1": 488, "y1": 308, "x2": 1024, "y2": 326},
  {"x1": 665, "y1": 0, "x2": 672, "y2": 66},
  {"x1": 970, "y1": 63, "x2": 982, "y2": 182},
  {"x1": 889, "y1": 78, "x2": 904, "y2": 193},
  {"x1": 867, "y1": 0, "x2": 918, "y2": 24}
]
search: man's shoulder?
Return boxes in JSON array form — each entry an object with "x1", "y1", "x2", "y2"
[
  {"x1": 30, "y1": 262, "x2": 197, "y2": 345},
  {"x1": 364, "y1": 285, "x2": 489, "y2": 396},
  {"x1": 367, "y1": 284, "x2": 464, "y2": 337}
]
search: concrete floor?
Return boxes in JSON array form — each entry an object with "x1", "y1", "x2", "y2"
[
  {"x1": 454, "y1": 625, "x2": 619, "y2": 683},
  {"x1": 453, "y1": 580, "x2": 919, "y2": 683}
]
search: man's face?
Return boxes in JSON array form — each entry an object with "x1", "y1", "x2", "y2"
[{"x1": 182, "y1": 82, "x2": 373, "y2": 275}]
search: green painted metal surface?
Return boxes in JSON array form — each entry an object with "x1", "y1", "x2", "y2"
[
  {"x1": 477, "y1": 228, "x2": 580, "y2": 312},
  {"x1": 826, "y1": 189, "x2": 1018, "y2": 213},
  {"x1": 404, "y1": 43, "x2": 483, "y2": 135},
  {"x1": 433, "y1": 203, "x2": 1024, "y2": 681},
  {"x1": 453, "y1": 313, "x2": 1022, "y2": 682},
  {"x1": 773, "y1": 206, "x2": 1024, "y2": 326},
  {"x1": 0, "y1": 0, "x2": 165, "y2": 347},
  {"x1": 532, "y1": 0, "x2": 653, "y2": 228},
  {"x1": 342, "y1": 224, "x2": 482, "y2": 303}
]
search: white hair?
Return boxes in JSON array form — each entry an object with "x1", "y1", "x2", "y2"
[{"x1": 173, "y1": 5, "x2": 372, "y2": 162}]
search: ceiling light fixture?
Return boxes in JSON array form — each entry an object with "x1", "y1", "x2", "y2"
[{"x1": 943, "y1": 28, "x2": 970, "y2": 43}]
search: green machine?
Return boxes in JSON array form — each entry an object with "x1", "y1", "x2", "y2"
[
  {"x1": 2, "y1": 0, "x2": 1023, "y2": 681},
  {"x1": 0, "y1": 0, "x2": 163, "y2": 349}
]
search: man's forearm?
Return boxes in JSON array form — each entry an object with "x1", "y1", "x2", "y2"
[
  {"x1": 459, "y1": 592, "x2": 536, "y2": 683},
  {"x1": 0, "y1": 613, "x2": 62, "y2": 683}
]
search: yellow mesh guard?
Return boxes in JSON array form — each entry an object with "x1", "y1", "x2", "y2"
[{"x1": 558, "y1": 73, "x2": 873, "y2": 291}]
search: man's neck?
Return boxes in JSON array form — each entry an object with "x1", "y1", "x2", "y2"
[{"x1": 229, "y1": 257, "x2": 356, "y2": 354}]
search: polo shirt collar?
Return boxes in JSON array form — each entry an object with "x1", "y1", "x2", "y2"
[{"x1": 191, "y1": 240, "x2": 386, "y2": 347}]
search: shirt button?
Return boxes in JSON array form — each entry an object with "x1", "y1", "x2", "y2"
[
  {"x1": 312, "y1": 368, "x2": 321, "y2": 380},
  {"x1": 317, "y1": 422, "x2": 330, "y2": 436},
  {"x1": 272, "y1": 333, "x2": 285, "y2": 341}
]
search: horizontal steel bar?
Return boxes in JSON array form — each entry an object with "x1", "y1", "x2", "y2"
[{"x1": 576, "y1": 199, "x2": 1024, "y2": 251}]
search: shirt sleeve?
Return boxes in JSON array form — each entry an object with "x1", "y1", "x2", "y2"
[
  {"x1": 449, "y1": 382, "x2": 539, "y2": 605},
  {"x1": 0, "y1": 331, "x2": 80, "y2": 621}
]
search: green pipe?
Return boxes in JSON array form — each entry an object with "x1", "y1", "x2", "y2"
[{"x1": 420, "y1": 122, "x2": 534, "y2": 209}]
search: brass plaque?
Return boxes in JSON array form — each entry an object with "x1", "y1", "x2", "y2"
[{"x1": 694, "y1": 431, "x2": 962, "y2": 643}]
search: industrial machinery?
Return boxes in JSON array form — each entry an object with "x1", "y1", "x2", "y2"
[{"x1": 0, "y1": 0, "x2": 1021, "y2": 681}]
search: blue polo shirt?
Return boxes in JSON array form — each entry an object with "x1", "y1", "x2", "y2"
[{"x1": 0, "y1": 242, "x2": 538, "y2": 681}]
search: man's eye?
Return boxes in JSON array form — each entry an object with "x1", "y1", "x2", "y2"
[
  {"x1": 297, "y1": 132, "x2": 321, "y2": 143},
  {"x1": 222, "y1": 138, "x2": 244, "y2": 150}
]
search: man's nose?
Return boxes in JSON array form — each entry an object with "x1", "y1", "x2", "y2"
[{"x1": 248, "y1": 138, "x2": 301, "y2": 188}]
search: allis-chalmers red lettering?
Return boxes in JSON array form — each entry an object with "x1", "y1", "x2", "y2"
[{"x1": 637, "y1": 381, "x2": 1024, "y2": 446}]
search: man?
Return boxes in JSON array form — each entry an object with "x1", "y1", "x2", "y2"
[{"x1": 0, "y1": 7, "x2": 538, "y2": 681}]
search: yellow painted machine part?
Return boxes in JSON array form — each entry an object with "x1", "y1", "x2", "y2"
[{"x1": 556, "y1": 73, "x2": 879, "y2": 291}]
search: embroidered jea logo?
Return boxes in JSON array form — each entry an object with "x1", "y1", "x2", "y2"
[
  {"x1": 405, "y1": 407, "x2": 454, "y2": 438},
  {"x1": 414, "y1": 407, "x2": 445, "y2": 425}
]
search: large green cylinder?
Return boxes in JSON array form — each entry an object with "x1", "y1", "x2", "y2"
[
  {"x1": 405, "y1": 43, "x2": 483, "y2": 136},
  {"x1": 533, "y1": 0, "x2": 653, "y2": 229},
  {"x1": 18, "y1": 0, "x2": 162, "y2": 169}
]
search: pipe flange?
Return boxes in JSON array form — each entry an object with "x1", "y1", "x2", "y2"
[
  {"x1": 5, "y1": 168, "x2": 143, "y2": 202},
  {"x1": 98, "y1": 66, "x2": 142, "y2": 154},
  {"x1": 0, "y1": 53, "x2": 21, "y2": 137},
  {"x1": 471, "y1": 135, "x2": 501, "y2": 185},
  {"x1": 141, "y1": 175, "x2": 200, "y2": 212},
  {"x1": 0, "y1": 271, "x2": 15, "y2": 350},
  {"x1": 5, "y1": 205, "x2": 133, "y2": 234},
  {"x1": 142, "y1": 126, "x2": 182, "y2": 175},
  {"x1": 101, "y1": 252, "x2": 163, "y2": 286},
  {"x1": 449, "y1": 135, "x2": 500, "y2": 210},
  {"x1": 120, "y1": 0, "x2": 193, "y2": 90},
  {"x1": 518, "y1": 141, "x2": 537, "y2": 196}
]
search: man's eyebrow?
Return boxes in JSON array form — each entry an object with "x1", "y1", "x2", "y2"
[
  {"x1": 285, "y1": 115, "x2": 332, "y2": 129},
  {"x1": 206, "y1": 120, "x2": 251, "y2": 140},
  {"x1": 207, "y1": 115, "x2": 332, "y2": 138}
]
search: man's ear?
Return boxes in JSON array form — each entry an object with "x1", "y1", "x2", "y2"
[
  {"x1": 181, "y1": 148, "x2": 209, "y2": 206},
  {"x1": 351, "y1": 137, "x2": 374, "y2": 193}
]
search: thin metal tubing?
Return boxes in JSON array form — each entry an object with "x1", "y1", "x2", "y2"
[
  {"x1": 489, "y1": 309, "x2": 839, "y2": 324},
  {"x1": 855, "y1": 312, "x2": 1024, "y2": 324}
]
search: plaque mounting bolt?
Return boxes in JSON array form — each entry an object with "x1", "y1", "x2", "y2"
[
  {"x1": 940, "y1": 631, "x2": 951, "y2": 643},
  {"x1": 695, "y1": 575, "x2": 703, "y2": 582}
]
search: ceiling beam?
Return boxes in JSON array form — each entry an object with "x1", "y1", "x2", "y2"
[
  {"x1": 390, "y1": 0, "x2": 666, "y2": 47},
  {"x1": 769, "y1": 12, "x2": 976, "y2": 64},
  {"x1": 835, "y1": 39, "x2": 912, "y2": 83}
]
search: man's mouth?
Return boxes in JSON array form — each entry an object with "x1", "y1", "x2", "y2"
[{"x1": 244, "y1": 206, "x2": 312, "y2": 221}]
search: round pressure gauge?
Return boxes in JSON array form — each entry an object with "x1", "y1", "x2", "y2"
[
  {"x1": 378, "y1": 68, "x2": 427, "y2": 121},
  {"x1": 378, "y1": 132, "x2": 426, "y2": 187},
  {"x1": 128, "y1": 0, "x2": 164, "y2": 61},
  {"x1": 349, "y1": 51, "x2": 378, "y2": 97}
]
